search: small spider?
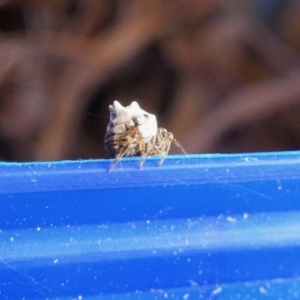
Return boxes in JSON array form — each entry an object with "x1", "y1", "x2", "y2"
[{"x1": 105, "y1": 101, "x2": 186, "y2": 171}]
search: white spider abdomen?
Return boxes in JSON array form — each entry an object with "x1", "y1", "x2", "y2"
[{"x1": 105, "y1": 101, "x2": 158, "y2": 157}]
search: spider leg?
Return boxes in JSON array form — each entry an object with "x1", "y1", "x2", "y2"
[
  {"x1": 109, "y1": 139, "x2": 138, "y2": 171},
  {"x1": 157, "y1": 130, "x2": 173, "y2": 166},
  {"x1": 172, "y1": 138, "x2": 187, "y2": 154},
  {"x1": 140, "y1": 136, "x2": 156, "y2": 168},
  {"x1": 158, "y1": 139, "x2": 172, "y2": 166},
  {"x1": 156, "y1": 128, "x2": 186, "y2": 166},
  {"x1": 108, "y1": 146, "x2": 128, "y2": 171},
  {"x1": 138, "y1": 134, "x2": 147, "y2": 169}
]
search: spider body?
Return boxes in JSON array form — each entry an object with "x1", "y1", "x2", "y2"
[{"x1": 105, "y1": 101, "x2": 186, "y2": 170}]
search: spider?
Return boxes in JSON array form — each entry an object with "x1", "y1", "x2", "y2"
[{"x1": 105, "y1": 101, "x2": 186, "y2": 171}]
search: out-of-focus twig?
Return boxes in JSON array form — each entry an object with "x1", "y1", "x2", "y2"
[{"x1": 185, "y1": 70, "x2": 300, "y2": 152}]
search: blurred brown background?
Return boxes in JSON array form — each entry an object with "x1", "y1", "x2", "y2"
[{"x1": 1, "y1": 0, "x2": 300, "y2": 161}]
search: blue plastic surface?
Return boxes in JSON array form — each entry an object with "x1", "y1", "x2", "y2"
[{"x1": 1, "y1": 152, "x2": 300, "y2": 299}]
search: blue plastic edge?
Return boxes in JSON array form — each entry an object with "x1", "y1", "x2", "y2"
[{"x1": 0, "y1": 151, "x2": 300, "y2": 299}]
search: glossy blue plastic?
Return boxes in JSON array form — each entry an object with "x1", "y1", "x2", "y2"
[{"x1": 1, "y1": 152, "x2": 300, "y2": 299}]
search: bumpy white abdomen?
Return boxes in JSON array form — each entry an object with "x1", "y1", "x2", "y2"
[{"x1": 105, "y1": 101, "x2": 157, "y2": 157}]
